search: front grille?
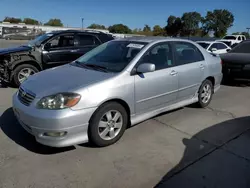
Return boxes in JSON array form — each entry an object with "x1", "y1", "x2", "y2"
[{"x1": 18, "y1": 87, "x2": 36, "y2": 106}]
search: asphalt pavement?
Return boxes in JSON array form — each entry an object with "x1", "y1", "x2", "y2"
[
  {"x1": 0, "y1": 41, "x2": 250, "y2": 187},
  {"x1": 0, "y1": 84, "x2": 250, "y2": 188}
]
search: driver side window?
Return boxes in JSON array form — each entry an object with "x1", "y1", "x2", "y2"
[
  {"x1": 138, "y1": 43, "x2": 174, "y2": 71},
  {"x1": 47, "y1": 34, "x2": 75, "y2": 48}
]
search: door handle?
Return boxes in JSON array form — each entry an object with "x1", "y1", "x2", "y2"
[
  {"x1": 200, "y1": 64, "x2": 205, "y2": 69},
  {"x1": 70, "y1": 49, "x2": 79, "y2": 52},
  {"x1": 170, "y1": 70, "x2": 178, "y2": 76}
]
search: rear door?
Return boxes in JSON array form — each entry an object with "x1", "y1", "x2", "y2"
[
  {"x1": 42, "y1": 33, "x2": 78, "y2": 66},
  {"x1": 74, "y1": 34, "x2": 101, "y2": 58},
  {"x1": 172, "y1": 41, "x2": 206, "y2": 101}
]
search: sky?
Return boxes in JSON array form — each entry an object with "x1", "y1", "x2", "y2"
[{"x1": 0, "y1": 0, "x2": 249, "y2": 34}]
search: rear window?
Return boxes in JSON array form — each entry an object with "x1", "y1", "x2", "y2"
[
  {"x1": 223, "y1": 36, "x2": 236, "y2": 40},
  {"x1": 197, "y1": 42, "x2": 210, "y2": 49}
]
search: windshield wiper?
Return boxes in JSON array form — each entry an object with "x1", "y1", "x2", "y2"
[
  {"x1": 73, "y1": 61, "x2": 109, "y2": 72},
  {"x1": 84, "y1": 64, "x2": 109, "y2": 72}
]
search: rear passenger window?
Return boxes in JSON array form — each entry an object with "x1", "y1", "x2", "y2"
[
  {"x1": 173, "y1": 42, "x2": 204, "y2": 65},
  {"x1": 138, "y1": 43, "x2": 174, "y2": 71},
  {"x1": 217, "y1": 43, "x2": 227, "y2": 50},
  {"x1": 77, "y1": 35, "x2": 100, "y2": 46}
]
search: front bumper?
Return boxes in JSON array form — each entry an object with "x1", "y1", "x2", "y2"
[{"x1": 12, "y1": 92, "x2": 97, "y2": 147}]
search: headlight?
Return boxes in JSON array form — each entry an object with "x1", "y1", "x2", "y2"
[{"x1": 37, "y1": 93, "x2": 81, "y2": 110}]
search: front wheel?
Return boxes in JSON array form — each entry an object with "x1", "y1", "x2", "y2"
[
  {"x1": 197, "y1": 79, "x2": 213, "y2": 108},
  {"x1": 88, "y1": 102, "x2": 128, "y2": 147},
  {"x1": 12, "y1": 64, "x2": 39, "y2": 87}
]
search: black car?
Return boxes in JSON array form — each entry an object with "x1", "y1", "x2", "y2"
[
  {"x1": 220, "y1": 40, "x2": 250, "y2": 83},
  {"x1": 0, "y1": 30, "x2": 114, "y2": 86}
]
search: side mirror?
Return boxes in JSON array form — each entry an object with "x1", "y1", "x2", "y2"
[
  {"x1": 137, "y1": 63, "x2": 155, "y2": 73},
  {"x1": 211, "y1": 48, "x2": 217, "y2": 52},
  {"x1": 44, "y1": 43, "x2": 51, "y2": 50},
  {"x1": 226, "y1": 49, "x2": 230, "y2": 52}
]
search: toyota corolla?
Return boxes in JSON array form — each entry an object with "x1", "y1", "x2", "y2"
[{"x1": 13, "y1": 37, "x2": 222, "y2": 147}]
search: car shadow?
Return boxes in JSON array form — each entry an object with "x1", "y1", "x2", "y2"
[
  {"x1": 155, "y1": 116, "x2": 250, "y2": 187},
  {"x1": 222, "y1": 79, "x2": 250, "y2": 87},
  {"x1": 0, "y1": 108, "x2": 75, "y2": 155}
]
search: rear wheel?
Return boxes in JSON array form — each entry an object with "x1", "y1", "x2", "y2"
[
  {"x1": 12, "y1": 64, "x2": 39, "y2": 87},
  {"x1": 88, "y1": 102, "x2": 128, "y2": 147},
  {"x1": 197, "y1": 79, "x2": 213, "y2": 108}
]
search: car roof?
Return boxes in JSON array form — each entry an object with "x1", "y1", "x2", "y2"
[
  {"x1": 197, "y1": 41, "x2": 212, "y2": 44},
  {"x1": 116, "y1": 36, "x2": 193, "y2": 44},
  {"x1": 49, "y1": 29, "x2": 110, "y2": 35}
]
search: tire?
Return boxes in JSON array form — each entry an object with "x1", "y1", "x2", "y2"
[
  {"x1": 197, "y1": 79, "x2": 213, "y2": 108},
  {"x1": 88, "y1": 102, "x2": 128, "y2": 147},
  {"x1": 12, "y1": 64, "x2": 39, "y2": 87}
]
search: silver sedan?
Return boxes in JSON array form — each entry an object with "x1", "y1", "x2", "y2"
[{"x1": 12, "y1": 37, "x2": 222, "y2": 147}]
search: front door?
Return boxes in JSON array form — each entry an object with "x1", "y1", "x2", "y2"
[
  {"x1": 134, "y1": 42, "x2": 178, "y2": 114},
  {"x1": 172, "y1": 41, "x2": 206, "y2": 101},
  {"x1": 42, "y1": 33, "x2": 79, "y2": 67}
]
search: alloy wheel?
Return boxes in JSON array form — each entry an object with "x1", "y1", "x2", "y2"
[
  {"x1": 18, "y1": 68, "x2": 35, "y2": 83},
  {"x1": 98, "y1": 110, "x2": 123, "y2": 140},
  {"x1": 201, "y1": 84, "x2": 212, "y2": 104}
]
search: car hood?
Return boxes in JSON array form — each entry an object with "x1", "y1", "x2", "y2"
[
  {"x1": 0, "y1": 46, "x2": 31, "y2": 55},
  {"x1": 21, "y1": 64, "x2": 116, "y2": 98},
  {"x1": 220, "y1": 53, "x2": 250, "y2": 64}
]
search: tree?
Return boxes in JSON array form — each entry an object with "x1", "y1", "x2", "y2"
[
  {"x1": 241, "y1": 32, "x2": 250, "y2": 38},
  {"x1": 108, "y1": 24, "x2": 132, "y2": 34},
  {"x1": 181, "y1": 12, "x2": 202, "y2": 36},
  {"x1": 132, "y1": 28, "x2": 139, "y2": 34},
  {"x1": 165, "y1": 15, "x2": 183, "y2": 36},
  {"x1": 202, "y1": 9, "x2": 234, "y2": 38},
  {"x1": 143, "y1": 24, "x2": 151, "y2": 32},
  {"x1": 23, "y1": 18, "x2": 39, "y2": 25},
  {"x1": 87, "y1": 24, "x2": 106, "y2": 30},
  {"x1": 153, "y1": 25, "x2": 164, "y2": 36},
  {"x1": 3, "y1": 17, "x2": 22, "y2": 23},
  {"x1": 44, "y1": 19, "x2": 63, "y2": 27}
]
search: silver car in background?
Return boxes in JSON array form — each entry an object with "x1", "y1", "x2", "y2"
[{"x1": 12, "y1": 37, "x2": 222, "y2": 147}]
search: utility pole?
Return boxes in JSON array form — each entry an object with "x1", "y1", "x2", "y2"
[{"x1": 81, "y1": 18, "x2": 84, "y2": 30}]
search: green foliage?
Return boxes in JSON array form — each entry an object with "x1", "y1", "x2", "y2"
[
  {"x1": 165, "y1": 16, "x2": 183, "y2": 36},
  {"x1": 108, "y1": 24, "x2": 132, "y2": 34},
  {"x1": 153, "y1": 25, "x2": 164, "y2": 36},
  {"x1": 3, "y1": 17, "x2": 22, "y2": 23},
  {"x1": 143, "y1": 24, "x2": 151, "y2": 32},
  {"x1": 181, "y1": 12, "x2": 202, "y2": 36},
  {"x1": 23, "y1": 18, "x2": 39, "y2": 25},
  {"x1": 202, "y1": 9, "x2": 234, "y2": 38},
  {"x1": 87, "y1": 24, "x2": 106, "y2": 30},
  {"x1": 44, "y1": 19, "x2": 63, "y2": 27}
]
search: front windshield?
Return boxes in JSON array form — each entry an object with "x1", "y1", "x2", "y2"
[
  {"x1": 197, "y1": 42, "x2": 210, "y2": 49},
  {"x1": 229, "y1": 41, "x2": 250, "y2": 53},
  {"x1": 223, "y1": 36, "x2": 236, "y2": 40},
  {"x1": 74, "y1": 40, "x2": 148, "y2": 72},
  {"x1": 28, "y1": 33, "x2": 54, "y2": 47}
]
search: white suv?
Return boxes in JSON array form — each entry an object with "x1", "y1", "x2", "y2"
[{"x1": 217, "y1": 35, "x2": 246, "y2": 47}]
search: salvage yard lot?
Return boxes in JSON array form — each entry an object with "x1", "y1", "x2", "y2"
[
  {"x1": 0, "y1": 40, "x2": 250, "y2": 188},
  {"x1": 0, "y1": 84, "x2": 250, "y2": 188}
]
